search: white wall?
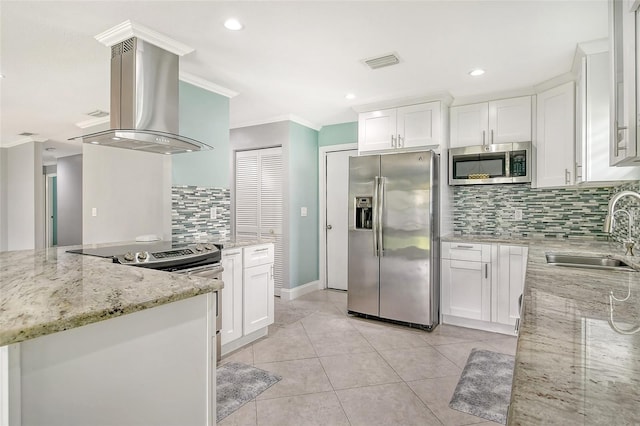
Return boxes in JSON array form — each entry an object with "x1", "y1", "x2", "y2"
[
  {"x1": 0, "y1": 148, "x2": 7, "y2": 251},
  {"x1": 82, "y1": 145, "x2": 172, "y2": 244},
  {"x1": 6, "y1": 142, "x2": 44, "y2": 251},
  {"x1": 57, "y1": 154, "x2": 83, "y2": 246}
]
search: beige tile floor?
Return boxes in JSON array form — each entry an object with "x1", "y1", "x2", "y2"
[{"x1": 219, "y1": 289, "x2": 515, "y2": 426}]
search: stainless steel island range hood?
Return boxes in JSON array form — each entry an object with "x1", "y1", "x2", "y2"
[{"x1": 71, "y1": 37, "x2": 212, "y2": 154}]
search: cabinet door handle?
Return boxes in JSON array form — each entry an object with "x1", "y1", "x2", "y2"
[
  {"x1": 391, "y1": 135, "x2": 396, "y2": 148},
  {"x1": 490, "y1": 129, "x2": 494, "y2": 144},
  {"x1": 270, "y1": 264, "x2": 274, "y2": 279},
  {"x1": 485, "y1": 264, "x2": 488, "y2": 279},
  {"x1": 454, "y1": 244, "x2": 474, "y2": 249},
  {"x1": 397, "y1": 135, "x2": 403, "y2": 147},
  {"x1": 482, "y1": 130, "x2": 486, "y2": 145},
  {"x1": 254, "y1": 248, "x2": 269, "y2": 253},
  {"x1": 565, "y1": 169, "x2": 571, "y2": 184},
  {"x1": 514, "y1": 318, "x2": 520, "y2": 334}
]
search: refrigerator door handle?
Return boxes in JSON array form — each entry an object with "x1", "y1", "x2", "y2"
[
  {"x1": 378, "y1": 176, "x2": 385, "y2": 257},
  {"x1": 373, "y1": 176, "x2": 379, "y2": 257}
]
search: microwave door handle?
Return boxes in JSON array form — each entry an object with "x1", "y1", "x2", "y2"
[{"x1": 505, "y1": 152, "x2": 511, "y2": 177}]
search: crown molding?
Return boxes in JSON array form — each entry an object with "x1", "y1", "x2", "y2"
[
  {"x1": 533, "y1": 72, "x2": 575, "y2": 94},
  {"x1": 75, "y1": 116, "x2": 110, "y2": 129},
  {"x1": 1, "y1": 136, "x2": 47, "y2": 148},
  {"x1": 95, "y1": 20, "x2": 194, "y2": 56},
  {"x1": 179, "y1": 72, "x2": 239, "y2": 98},
  {"x1": 352, "y1": 91, "x2": 454, "y2": 113},
  {"x1": 231, "y1": 114, "x2": 321, "y2": 131}
]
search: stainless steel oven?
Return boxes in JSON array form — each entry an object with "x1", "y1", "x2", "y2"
[
  {"x1": 173, "y1": 264, "x2": 222, "y2": 361},
  {"x1": 68, "y1": 242, "x2": 223, "y2": 362},
  {"x1": 449, "y1": 141, "x2": 531, "y2": 185}
]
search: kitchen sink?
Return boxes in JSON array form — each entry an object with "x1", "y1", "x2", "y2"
[{"x1": 545, "y1": 253, "x2": 636, "y2": 272}]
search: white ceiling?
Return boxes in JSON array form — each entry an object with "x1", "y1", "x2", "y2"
[{"x1": 0, "y1": 0, "x2": 608, "y2": 160}]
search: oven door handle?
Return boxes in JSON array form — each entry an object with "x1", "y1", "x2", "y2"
[{"x1": 176, "y1": 263, "x2": 222, "y2": 277}]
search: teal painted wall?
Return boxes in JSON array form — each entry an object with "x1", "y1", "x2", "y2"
[
  {"x1": 289, "y1": 122, "x2": 319, "y2": 288},
  {"x1": 173, "y1": 82, "x2": 230, "y2": 187},
  {"x1": 318, "y1": 122, "x2": 357, "y2": 147}
]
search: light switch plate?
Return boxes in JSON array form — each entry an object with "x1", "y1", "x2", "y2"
[
  {"x1": 210, "y1": 207, "x2": 217, "y2": 220},
  {"x1": 91, "y1": 207, "x2": 97, "y2": 217},
  {"x1": 514, "y1": 209, "x2": 523, "y2": 221},
  {"x1": 301, "y1": 207, "x2": 307, "y2": 217}
]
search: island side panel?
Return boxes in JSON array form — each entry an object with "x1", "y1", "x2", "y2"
[{"x1": 17, "y1": 293, "x2": 215, "y2": 426}]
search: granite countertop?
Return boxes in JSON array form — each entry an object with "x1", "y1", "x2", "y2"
[
  {"x1": 0, "y1": 246, "x2": 223, "y2": 347},
  {"x1": 444, "y1": 234, "x2": 640, "y2": 424}
]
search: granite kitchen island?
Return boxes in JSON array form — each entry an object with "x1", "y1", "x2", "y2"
[
  {"x1": 0, "y1": 245, "x2": 223, "y2": 426},
  {"x1": 508, "y1": 238, "x2": 640, "y2": 425},
  {"x1": 445, "y1": 234, "x2": 640, "y2": 424}
]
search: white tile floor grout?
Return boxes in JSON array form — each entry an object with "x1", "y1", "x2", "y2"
[{"x1": 219, "y1": 289, "x2": 515, "y2": 426}]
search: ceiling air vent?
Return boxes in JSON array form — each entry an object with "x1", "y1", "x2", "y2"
[
  {"x1": 18, "y1": 132, "x2": 37, "y2": 136},
  {"x1": 363, "y1": 53, "x2": 401, "y2": 70}
]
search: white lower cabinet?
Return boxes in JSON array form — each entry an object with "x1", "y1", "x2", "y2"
[
  {"x1": 494, "y1": 245, "x2": 529, "y2": 327},
  {"x1": 220, "y1": 243, "x2": 275, "y2": 355},
  {"x1": 441, "y1": 241, "x2": 528, "y2": 335},
  {"x1": 441, "y1": 243, "x2": 494, "y2": 322},
  {"x1": 221, "y1": 249, "x2": 243, "y2": 345}
]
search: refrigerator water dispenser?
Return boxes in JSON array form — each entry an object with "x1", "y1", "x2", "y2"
[{"x1": 355, "y1": 196, "x2": 373, "y2": 229}]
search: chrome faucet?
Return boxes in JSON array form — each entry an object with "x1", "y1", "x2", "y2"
[{"x1": 603, "y1": 190, "x2": 640, "y2": 256}]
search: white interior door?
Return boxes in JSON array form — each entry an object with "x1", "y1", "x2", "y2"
[
  {"x1": 325, "y1": 149, "x2": 356, "y2": 290},
  {"x1": 235, "y1": 147, "x2": 284, "y2": 296}
]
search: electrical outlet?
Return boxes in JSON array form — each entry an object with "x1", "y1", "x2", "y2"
[
  {"x1": 210, "y1": 207, "x2": 217, "y2": 220},
  {"x1": 514, "y1": 209, "x2": 523, "y2": 221}
]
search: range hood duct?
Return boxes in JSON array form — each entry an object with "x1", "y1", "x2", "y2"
[{"x1": 71, "y1": 37, "x2": 212, "y2": 154}]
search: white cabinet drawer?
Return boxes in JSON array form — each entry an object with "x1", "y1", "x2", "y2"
[
  {"x1": 448, "y1": 243, "x2": 482, "y2": 262},
  {"x1": 243, "y1": 244, "x2": 274, "y2": 268},
  {"x1": 442, "y1": 242, "x2": 492, "y2": 262}
]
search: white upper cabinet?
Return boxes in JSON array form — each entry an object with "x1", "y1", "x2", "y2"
[
  {"x1": 358, "y1": 101, "x2": 442, "y2": 153},
  {"x1": 358, "y1": 108, "x2": 398, "y2": 152},
  {"x1": 450, "y1": 103, "x2": 489, "y2": 147},
  {"x1": 489, "y1": 97, "x2": 532, "y2": 144},
  {"x1": 575, "y1": 44, "x2": 640, "y2": 183},
  {"x1": 535, "y1": 82, "x2": 576, "y2": 188},
  {"x1": 450, "y1": 96, "x2": 531, "y2": 148},
  {"x1": 609, "y1": 0, "x2": 639, "y2": 166}
]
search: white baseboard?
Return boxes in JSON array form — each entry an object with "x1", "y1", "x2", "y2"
[
  {"x1": 442, "y1": 314, "x2": 517, "y2": 336},
  {"x1": 221, "y1": 328, "x2": 268, "y2": 357},
  {"x1": 280, "y1": 280, "x2": 322, "y2": 301}
]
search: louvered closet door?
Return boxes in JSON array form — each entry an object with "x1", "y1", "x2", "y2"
[{"x1": 235, "y1": 147, "x2": 284, "y2": 296}]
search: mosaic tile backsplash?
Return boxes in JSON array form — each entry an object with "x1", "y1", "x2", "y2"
[
  {"x1": 452, "y1": 183, "x2": 639, "y2": 241},
  {"x1": 172, "y1": 186, "x2": 231, "y2": 242}
]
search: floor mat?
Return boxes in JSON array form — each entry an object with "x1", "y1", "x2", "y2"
[
  {"x1": 449, "y1": 348, "x2": 515, "y2": 424},
  {"x1": 216, "y1": 362, "x2": 281, "y2": 422}
]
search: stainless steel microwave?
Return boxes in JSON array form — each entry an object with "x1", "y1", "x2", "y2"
[{"x1": 448, "y1": 142, "x2": 531, "y2": 185}]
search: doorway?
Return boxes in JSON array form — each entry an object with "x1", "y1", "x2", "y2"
[
  {"x1": 45, "y1": 174, "x2": 57, "y2": 247},
  {"x1": 320, "y1": 145, "x2": 357, "y2": 291}
]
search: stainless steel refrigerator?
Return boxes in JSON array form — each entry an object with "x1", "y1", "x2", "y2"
[{"x1": 347, "y1": 151, "x2": 439, "y2": 330}]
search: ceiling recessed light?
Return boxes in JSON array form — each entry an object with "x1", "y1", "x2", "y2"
[
  {"x1": 224, "y1": 18, "x2": 243, "y2": 31},
  {"x1": 165, "y1": 152, "x2": 171, "y2": 155},
  {"x1": 90, "y1": 141, "x2": 100, "y2": 145},
  {"x1": 111, "y1": 137, "x2": 121, "y2": 141},
  {"x1": 345, "y1": 93, "x2": 356, "y2": 100},
  {"x1": 186, "y1": 149, "x2": 193, "y2": 152},
  {"x1": 469, "y1": 68, "x2": 485, "y2": 77}
]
